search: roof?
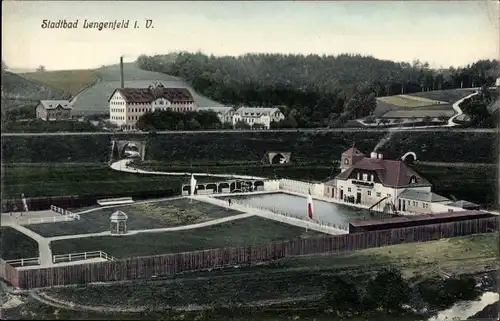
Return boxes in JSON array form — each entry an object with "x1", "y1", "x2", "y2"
[
  {"x1": 236, "y1": 107, "x2": 281, "y2": 117},
  {"x1": 350, "y1": 210, "x2": 494, "y2": 227},
  {"x1": 110, "y1": 210, "x2": 128, "y2": 220},
  {"x1": 398, "y1": 189, "x2": 450, "y2": 203},
  {"x1": 197, "y1": 106, "x2": 233, "y2": 115},
  {"x1": 448, "y1": 200, "x2": 480, "y2": 209},
  {"x1": 335, "y1": 157, "x2": 431, "y2": 188},
  {"x1": 108, "y1": 84, "x2": 194, "y2": 103},
  {"x1": 342, "y1": 146, "x2": 364, "y2": 156},
  {"x1": 39, "y1": 100, "x2": 72, "y2": 110}
]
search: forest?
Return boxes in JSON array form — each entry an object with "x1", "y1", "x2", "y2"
[{"x1": 136, "y1": 52, "x2": 499, "y2": 127}]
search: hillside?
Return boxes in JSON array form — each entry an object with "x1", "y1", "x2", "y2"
[
  {"x1": 20, "y1": 69, "x2": 99, "y2": 98},
  {"x1": 136, "y1": 53, "x2": 498, "y2": 127},
  {"x1": 0, "y1": 71, "x2": 63, "y2": 109},
  {"x1": 68, "y1": 63, "x2": 224, "y2": 115},
  {"x1": 372, "y1": 88, "x2": 477, "y2": 119}
]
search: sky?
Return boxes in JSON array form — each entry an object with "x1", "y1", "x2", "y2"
[{"x1": 2, "y1": 1, "x2": 499, "y2": 71}]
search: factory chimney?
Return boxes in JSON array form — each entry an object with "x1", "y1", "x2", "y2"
[{"x1": 120, "y1": 56, "x2": 124, "y2": 88}]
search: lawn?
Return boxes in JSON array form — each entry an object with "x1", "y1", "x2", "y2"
[
  {"x1": 27, "y1": 198, "x2": 245, "y2": 237},
  {"x1": 0, "y1": 226, "x2": 39, "y2": 260},
  {"x1": 1, "y1": 165, "x2": 190, "y2": 198},
  {"x1": 44, "y1": 233, "x2": 498, "y2": 310},
  {"x1": 50, "y1": 216, "x2": 325, "y2": 258},
  {"x1": 407, "y1": 89, "x2": 476, "y2": 103},
  {"x1": 377, "y1": 95, "x2": 441, "y2": 108},
  {"x1": 20, "y1": 70, "x2": 99, "y2": 97}
]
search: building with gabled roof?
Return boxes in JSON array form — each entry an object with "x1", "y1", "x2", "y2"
[
  {"x1": 108, "y1": 82, "x2": 196, "y2": 130},
  {"x1": 324, "y1": 146, "x2": 457, "y2": 215},
  {"x1": 36, "y1": 100, "x2": 73, "y2": 121}
]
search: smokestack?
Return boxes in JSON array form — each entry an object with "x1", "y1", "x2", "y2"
[{"x1": 120, "y1": 56, "x2": 124, "y2": 88}]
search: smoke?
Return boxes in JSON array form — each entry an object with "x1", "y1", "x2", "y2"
[{"x1": 373, "y1": 131, "x2": 394, "y2": 153}]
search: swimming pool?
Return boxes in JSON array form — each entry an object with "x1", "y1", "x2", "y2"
[{"x1": 223, "y1": 192, "x2": 368, "y2": 226}]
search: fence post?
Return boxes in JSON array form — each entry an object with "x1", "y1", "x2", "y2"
[
  {"x1": 84, "y1": 252, "x2": 87, "y2": 260},
  {"x1": 21, "y1": 259, "x2": 24, "y2": 266},
  {"x1": 69, "y1": 254, "x2": 72, "y2": 261}
]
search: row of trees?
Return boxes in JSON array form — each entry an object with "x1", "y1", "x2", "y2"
[
  {"x1": 136, "y1": 110, "x2": 225, "y2": 131},
  {"x1": 136, "y1": 52, "x2": 498, "y2": 127}
]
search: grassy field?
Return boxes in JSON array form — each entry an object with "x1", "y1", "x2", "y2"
[
  {"x1": 27, "y1": 199, "x2": 244, "y2": 237},
  {"x1": 1, "y1": 165, "x2": 190, "y2": 198},
  {"x1": 68, "y1": 63, "x2": 224, "y2": 115},
  {"x1": 43, "y1": 233, "x2": 498, "y2": 310},
  {"x1": 2, "y1": 161, "x2": 496, "y2": 208},
  {"x1": 407, "y1": 89, "x2": 476, "y2": 103},
  {"x1": 20, "y1": 70, "x2": 99, "y2": 97},
  {"x1": 377, "y1": 95, "x2": 444, "y2": 108},
  {"x1": 50, "y1": 216, "x2": 325, "y2": 258},
  {"x1": 373, "y1": 89, "x2": 476, "y2": 117},
  {"x1": 0, "y1": 226, "x2": 39, "y2": 260},
  {"x1": 0, "y1": 72, "x2": 64, "y2": 103}
]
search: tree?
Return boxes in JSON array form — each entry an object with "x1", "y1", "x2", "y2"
[
  {"x1": 322, "y1": 275, "x2": 361, "y2": 310},
  {"x1": 365, "y1": 268, "x2": 410, "y2": 312},
  {"x1": 37, "y1": 65, "x2": 46, "y2": 73}
]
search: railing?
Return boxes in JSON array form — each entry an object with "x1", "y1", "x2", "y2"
[
  {"x1": 352, "y1": 180, "x2": 374, "y2": 187},
  {"x1": 50, "y1": 205, "x2": 65, "y2": 214},
  {"x1": 232, "y1": 200, "x2": 349, "y2": 231},
  {"x1": 5, "y1": 257, "x2": 40, "y2": 267},
  {"x1": 52, "y1": 251, "x2": 117, "y2": 264},
  {"x1": 27, "y1": 213, "x2": 80, "y2": 224}
]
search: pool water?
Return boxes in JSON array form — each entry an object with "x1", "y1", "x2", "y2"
[{"x1": 223, "y1": 192, "x2": 368, "y2": 226}]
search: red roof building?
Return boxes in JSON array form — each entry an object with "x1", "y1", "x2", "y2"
[
  {"x1": 323, "y1": 146, "x2": 454, "y2": 216},
  {"x1": 108, "y1": 82, "x2": 197, "y2": 130}
]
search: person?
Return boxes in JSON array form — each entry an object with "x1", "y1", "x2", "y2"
[{"x1": 228, "y1": 198, "x2": 232, "y2": 207}]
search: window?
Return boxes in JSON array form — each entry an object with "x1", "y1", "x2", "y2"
[
  {"x1": 367, "y1": 191, "x2": 372, "y2": 196},
  {"x1": 357, "y1": 173, "x2": 361, "y2": 180},
  {"x1": 344, "y1": 158, "x2": 349, "y2": 165},
  {"x1": 348, "y1": 188, "x2": 351, "y2": 192},
  {"x1": 362, "y1": 173, "x2": 368, "y2": 181},
  {"x1": 376, "y1": 192, "x2": 381, "y2": 197},
  {"x1": 370, "y1": 174, "x2": 374, "y2": 181}
]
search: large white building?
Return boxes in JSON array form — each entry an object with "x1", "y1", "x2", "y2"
[
  {"x1": 108, "y1": 82, "x2": 196, "y2": 129},
  {"x1": 197, "y1": 106, "x2": 285, "y2": 129},
  {"x1": 324, "y1": 146, "x2": 453, "y2": 215}
]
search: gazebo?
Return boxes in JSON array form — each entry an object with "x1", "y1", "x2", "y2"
[{"x1": 110, "y1": 210, "x2": 128, "y2": 235}]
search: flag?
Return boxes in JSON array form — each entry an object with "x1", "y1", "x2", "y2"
[
  {"x1": 307, "y1": 190, "x2": 313, "y2": 219},
  {"x1": 190, "y1": 174, "x2": 197, "y2": 196}
]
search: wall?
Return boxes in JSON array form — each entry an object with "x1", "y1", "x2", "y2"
[
  {"x1": 0, "y1": 259, "x2": 19, "y2": 288},
  {"x1": 431, "y1": 202, "x2": 466, "y2": 214},
  {"x1": 264, "y1": 180, "x2": 280, "y2": 191},
  {"x1": 279, "y1": 179, "x2": 324, "y2": 197},
  {"x1": 10, "y1": 217, "x2": 497, "y2": 289}
]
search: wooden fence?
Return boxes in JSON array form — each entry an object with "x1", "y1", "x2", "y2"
[{"x1": 3, "y1": 216, "x2": 498, "y2": 289}]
